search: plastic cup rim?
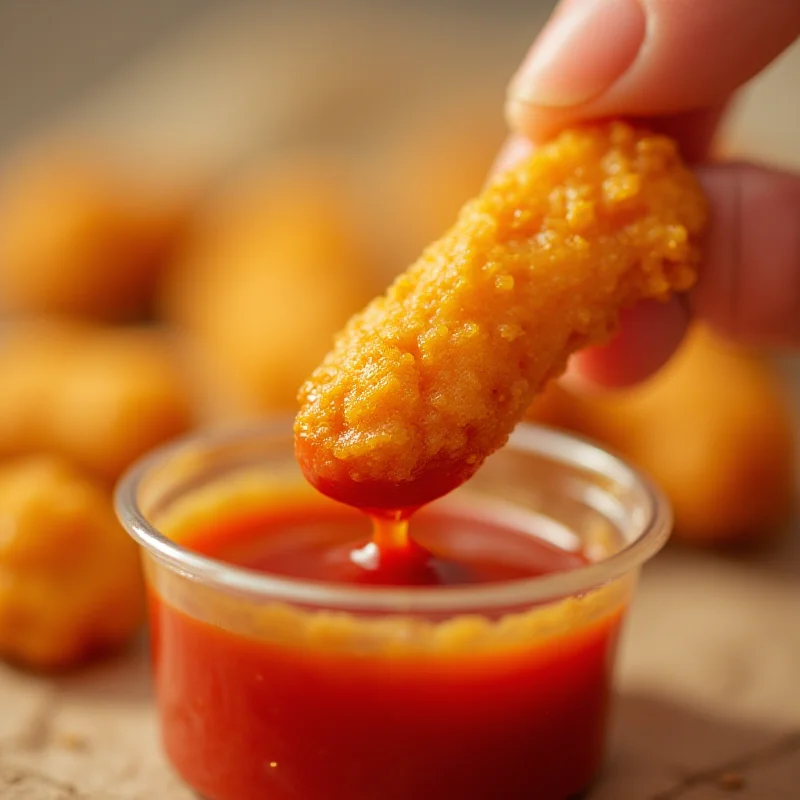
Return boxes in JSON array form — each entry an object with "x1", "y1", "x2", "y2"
[{"x1": 114, "y1": 419, "x2": 672, "y2": 613}]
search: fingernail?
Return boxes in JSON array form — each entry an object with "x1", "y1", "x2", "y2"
[{"x1": 508, "y1": 0, "x2": 646, "y2": 109}]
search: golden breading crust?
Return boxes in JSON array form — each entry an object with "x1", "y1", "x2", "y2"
[{"x1": 295, "y1": 122, "x2": 708, "y2": 510}]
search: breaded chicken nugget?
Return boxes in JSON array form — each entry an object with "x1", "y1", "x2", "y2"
[
  {"x1": 161, "y1": 162, "x2": 375, "y2": 414},
  {"x1": 527, "y1": 324, "x2": 796, "y2": 546},
  {"x1": 0, "y1": 321, "x2": 194, "y2": 481},
  {"x1": 295, "y1": 123, "x2": 708, "y2": 510},
  {"x1": 0, "y1": 455, "x2": 143, "y2": 670},
  {"x1": 0, "y1": 146, "x2": 194, "y2": 321}
]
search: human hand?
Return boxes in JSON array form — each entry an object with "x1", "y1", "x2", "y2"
[{"x1": 501, "y1": 0, "x2": 800, "y2": 388}]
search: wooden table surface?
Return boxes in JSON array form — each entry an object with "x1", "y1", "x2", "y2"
[{"x1": 0, "y1": 4, "x2": 798, "y2": 797}]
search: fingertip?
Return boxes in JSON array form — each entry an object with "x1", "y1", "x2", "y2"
[
  {"x1": 507, "y1": 0, "x2": 645, "y2": 111},
  {"x1": 565, "y1": 296, "x2": 690, "y2": 391},
  {"x1": 489, "y1": 135, "x2": 534, "y2": 180},
  {"x1": 504, "y1": 99, "x2": 578, "y2": 146}
]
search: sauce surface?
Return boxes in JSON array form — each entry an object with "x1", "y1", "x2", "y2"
[
  {"x1": 185, "y1": 501, "x2": 587, "y2": 586},
  {"x1": 151, "y1": 497, "x2": 626, "y2": 800}
]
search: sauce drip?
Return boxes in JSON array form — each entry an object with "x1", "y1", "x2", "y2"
[{"x1": 185, "y1": 502, "x2": 586, "y2": 587}]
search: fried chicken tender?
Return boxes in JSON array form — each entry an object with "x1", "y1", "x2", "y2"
[
  {"x1": 0, "y1": 321, "x2": 194, "y2": 481},
  {"x1": 295, "y1": 123, "x2": 708, "y2": 509},
  {"x1": 0, "y1": 456, "x2": 143, "y2": 669}
]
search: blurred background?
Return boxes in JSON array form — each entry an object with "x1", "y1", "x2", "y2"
[{"x1": 0, "y1": 0, "x2": 798, "y2": 670}]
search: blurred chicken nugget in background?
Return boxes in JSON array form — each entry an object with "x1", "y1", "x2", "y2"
[
  {"x1": 528, "y1": 324, "x2": 797, "y2": 546},
  {"x1": 0, "y1": 143, "x2": 197, "y2": 322},
  {"x1": 0, "y1": 455, "x2": 143, "y2": 670},
  {"x1": 370, "y1": 104, "x2": 505, "y2": 276},
  {"x1": 0, "y1": 320, "x2": 195, "y2": 482},
  {"x1": 162, "y1": 157, "x2": 377, "y2": 415}
]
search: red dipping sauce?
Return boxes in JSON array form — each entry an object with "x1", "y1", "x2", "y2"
[{"x1": 147, "y1": 491, "x2": 628, "y2": 800}]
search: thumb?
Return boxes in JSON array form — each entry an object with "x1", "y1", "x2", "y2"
[{"x1": 506, "y1": 0, "x2": 800, "y2": 143}]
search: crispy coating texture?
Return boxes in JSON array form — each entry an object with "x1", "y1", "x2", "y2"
[
  {"x1": 0, "y1": 321, "x2": 194, "y2": 481},
  {"x1": 295, "y1": 123, "x2": 708, "y2": 509},
  {"x1": 0, "y1": 456, "x2": 143, "y2": 669}
]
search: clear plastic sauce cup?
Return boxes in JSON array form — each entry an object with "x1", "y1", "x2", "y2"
[{"x1": 115, "y1": 420, "x2": 671, "y2": 800}]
